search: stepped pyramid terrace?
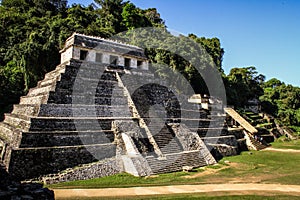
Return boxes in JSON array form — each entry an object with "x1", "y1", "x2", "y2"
[{"x1": 0, "y1": 33, "x2": 273, "y2": 183}]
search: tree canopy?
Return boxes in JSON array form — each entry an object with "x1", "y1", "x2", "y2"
[{"x1": 0, "y1": 0, "x2": 298, "y2": 128}]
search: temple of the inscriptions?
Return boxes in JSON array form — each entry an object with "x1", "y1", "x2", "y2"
[{"x1": 0, "y1": 33, "x2": 270, "y2": 183}]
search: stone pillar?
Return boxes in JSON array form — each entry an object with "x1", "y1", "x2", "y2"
[
  {"x1": 130, "y1": 59, "x2": 137, "y2": 69},
  {"x1": 73, "y1": 47, "x2": 80, "y2": 60},
  {"x1": 102, "y1": 53, "x2": 110, "y2": 64},
  {"x1": 118, "y1": 56, "x2": 124, "y2": 66}
]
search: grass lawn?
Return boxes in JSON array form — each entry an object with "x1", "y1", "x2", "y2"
[
  {"x1": 270, "y1": 138, "x2": 300, "y2": 150},
  {"x1": 50, "y1": 140, "x2": 300, "y2": 189}
]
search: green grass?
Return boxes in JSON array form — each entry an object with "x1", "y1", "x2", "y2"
[
  {"x1": 50, "y1": 171, "x2": 202, "y2": 189},
  {"x1": 50, "y1": 145, "x2": 300, "y2": 189},
  {"x1": 271, "y1": 139, "x2": 300, "y2": 150},
  {"x1": 56, "y1": 194, "x2": 300, "y2": 200},
  {"x1": 211, "y1": 150, "x2": 300, "y2": 184}
]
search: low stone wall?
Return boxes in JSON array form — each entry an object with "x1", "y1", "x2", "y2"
[
  {"x1": 42, "y1": 158, "x2": 121, "y2": 184},
  {"x1": 209, "y1": 144, "x2": 238, "y2": 160},
  {"x1": 9, "y1": 144, "x2": 116, "y2": 180}
]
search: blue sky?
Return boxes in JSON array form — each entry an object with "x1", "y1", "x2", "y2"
[{"x1": 69, "y1": 0, "x2": 300, "y2": 86}]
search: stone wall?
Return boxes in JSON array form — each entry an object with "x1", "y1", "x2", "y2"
[
  {"x1": 20, "y1": 131, "x2": 115, "y2": 147},
  {"x1": 9, "y1": 144, "x2": 116, "y2": 180},
  {"x1": 170, "y1": 123, "x2": 202, "y2": 151},
  {"x1": 130, "y1": 83, "x2": 181, "y2": 122},
  {"x1": 42, "y1": 157, "x2": 121, "y2": 184},
  {"x1": 208, "y1": 144, "x2": 238, "y2": 161}
]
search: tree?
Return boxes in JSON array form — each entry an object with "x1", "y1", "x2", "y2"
[
  {"x1": 189, "y1": 34, "x2": 224, "y2": 73},
  {"x1": 94, "y1": 0, "x2": 126, "y2": 33},
  {"x1": 260, "y1": 79, "x2": 300, "y2": 126},
  {"x1": 121, "y1": 2, "x2": 151, "y2": 30},
  {"x1": 225, "y1": 66, "x2": 265, "y2": 107}
]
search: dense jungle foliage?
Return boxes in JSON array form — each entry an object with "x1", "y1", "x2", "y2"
[{"x1": 0, "y1": 0, "x2": 299, "y2": 127}]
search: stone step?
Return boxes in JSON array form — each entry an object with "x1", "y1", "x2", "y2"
[
  {"x1": 36, "y1": 66, "x2": 65, "y2": 89},
  {"x1": 29, "y1": 117, "x2": 136, "y2": 131},
  {"x1": 146, "y1": 117, "x2": 217, "y2": 124},
  {"x1": 224, "y1": 108, "x2": 258, "y2": 134},
  {"x1": 146, "y1": 151, "x2": 207, "y2": 174},
  {"x1": 56, "y1": 76, "x2": 119, "y2": 90},
  {"x1": 43, "y1": 66, "x2": 65, "y2": 80},
  {"x1": 12, "y1": 104, "x2": 40, "y2": 116},
  {"x1": 52, "y1": 87, "x2": 125, "y2": 97},
  {"x1": 38, "y1": 104, "x2": 131, "y2": 117},
  {"x1": 202, "y1": 135, "x2": 238, "y2": 146},
  {"x1": 149, "y1": 125, "x2": 183, "y2": 155},
  {"x1": 0, "y1": 122, "x2": 18, "y2": 142},
  {"x1": 38, "y1": 75, "x2": 60, "y2": 87},
  {"x1": 196, "y1": 128, "x2": 228, "y2": 137},
  {"x1": 184, "y1": 121, "x2": 225, "y2": 127},
  {"x1": 9, "y1": 143, "x2": 117, "y2": 180},
  {"x1": 249, "y1": 137, "x2": 268, "y2": 150},
  {"x1": 20, "y1": 94, "x2": 49, "y2": 105},
  {"x1": 47, "y1": 93, "x2": 128, "y2": 105},
  {"x1": 20, "y1": 130, "x2": 115, "y2": 147},
  {"x1": 27, "y1": 85, "x2": 55, "y2": 97},
  {"x1": 180, "y1": 118, "x2": 217, "y2": 122},
  {"x1": 158, "y1": 139, "x2": 183, "y2": 155},
  {"x1": 3, "y1": 113, "x2": 31, "y2": 131}
]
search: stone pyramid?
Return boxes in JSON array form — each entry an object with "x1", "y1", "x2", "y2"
[{"x1": 0, "y1": 33, "x2": 219, "y2": 182}]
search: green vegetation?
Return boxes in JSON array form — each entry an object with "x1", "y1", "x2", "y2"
[
  {"x1": 260, "y1": 78, "x2": 300, "y2": 127},
  {"x1": 271, "y1": 138, "x2": 300, "y2": 150},
  {"x1": 290, "y1": 126, "x2": 300, "y2": 135},
  {"x1": 225, "y1": 67, "x2": 300, "y2": 130},
  {"x1": 224, "y1": 66, "x2": 265, "y2": 107},
  {"x1": 50, "y1": 142, "x2": 300, "y2": 189},
  {"x1": 0, "y1": 0, "x2": 299, "y2": 130},
  {"x1": 0, "y1": 0, "x2": 223, "y2": 119},
  {"x1": 57, "y1": 195, "x2": 300, "y2": 200}
]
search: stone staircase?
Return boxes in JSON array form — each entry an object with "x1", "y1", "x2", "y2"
[
  {"x1": 146, "y1": 109, "x2": 183, "y2": 155},
  {"x1": 245, "y1": 131, "x2": 269, "y2": 150},
  {"x1": 175, "y1": 105, "x2": 240, "y2": 159},
  {"x1": 118, "y1": 72, "x2": 215, "y2": 175},
  {"x1": 224, "y1": 108, "x2": 273, "y2": 150},
  {"x1": 224, "y1": 108, "x2": 258, "y2": 134},
  {"x1": 146, "y1": 151, "x2": 207, "y2": 174}
]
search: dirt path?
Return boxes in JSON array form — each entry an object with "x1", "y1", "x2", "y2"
[
  {"x1": 263, "y1": 147, "x2": 300, "y2": 153},
  {"x1": 53, "y1": 183, "x2": 300, "y2": 198}
]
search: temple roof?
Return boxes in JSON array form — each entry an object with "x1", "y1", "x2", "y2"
[{"x1": 60, "y1": 33, "x2": 147, "y2": 59}]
